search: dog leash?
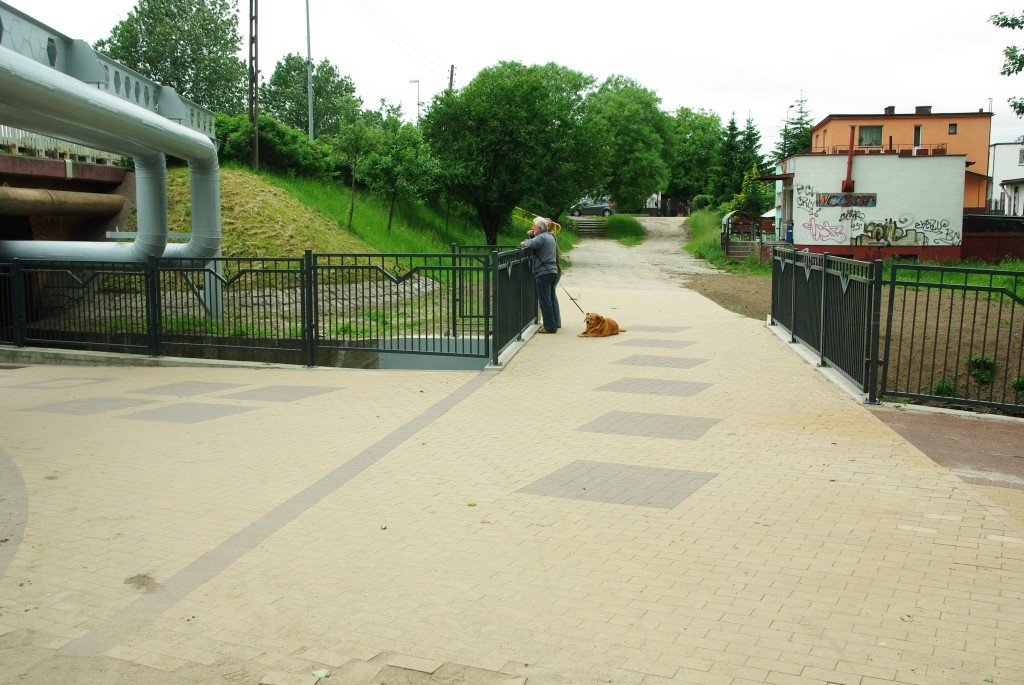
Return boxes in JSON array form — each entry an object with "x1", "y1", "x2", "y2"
[{"x1": 560, "y1": 282, "x2": 586, "y2": 314}]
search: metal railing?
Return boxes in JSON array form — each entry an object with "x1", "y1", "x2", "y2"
[
  {"x1": 0, "y1": 248, "x2": 538, "y2": 368},
  {"x1": 771, "y1": 248, "x2": 883, "y2": 400},
  {"x1": 881, "y1": 264, "x2": 1024, "y2": 411}
]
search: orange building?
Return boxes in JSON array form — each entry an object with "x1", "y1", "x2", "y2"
[{"x1": 810, "y1": 105, "x2": 993, "y2": 213}]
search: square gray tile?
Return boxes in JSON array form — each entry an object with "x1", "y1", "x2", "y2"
[
  {"x1": 220, "y1": 385, "x2": 339, "y2": 402},
  {"x1": 597, "y1": 377, "x2": 711, "y2": 397},
  {"x1": 131, "y1": 381, "x2": 246, "y2": 397},
  {"x1": 615, "y1": 339, "x2": 694, "y2": 349},
  {"x1": 518, "y1": 460, "x2": 716, "y2": 509},
  {"x1": 578, "y1": 411, "x2": 720, "y2": 440},
  {"x1": 625, "y1": 325, "x2": 689, "y2": 333},
  {"x1": 12, "y1": 377, "x2": 112, "y2": 390},
  {"x1": 614, "y1": 355, "x2": 707, "y2": 369},
  {"x1": 23, "y1": 397, "x2": 157, "y2": 415},
  {"x1": 118, "y1": 402, "x2": 255, "y2": 424}
]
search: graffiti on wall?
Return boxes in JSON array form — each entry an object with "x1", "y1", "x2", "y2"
[
  {"x1": 850, "y1": 215, "x2": 956, "y2": 246},
  {"x1": 795, "y1": 183, "x2": 958, "y2": 246}
]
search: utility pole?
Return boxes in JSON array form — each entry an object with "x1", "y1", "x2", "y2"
[
  {"x1": 306, "y1": 0, "x2": 314, "y2": 140},
  {"x1": 248, "y1": 0, "x2": 259, "y2": 170},
  {"x1": 448, "y1": 65, "x2": 455, "y2": 91},
  {"x1": 409, "y1": 79, "x2": 420, "y2": 125}
]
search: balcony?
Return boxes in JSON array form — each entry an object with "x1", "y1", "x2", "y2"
[{"x1": 810, "y1": 143, "x2": 949, "y2": 156}]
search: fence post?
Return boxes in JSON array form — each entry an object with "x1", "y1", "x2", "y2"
[
  {"x1": 788, "y1": 250, "x2": 797, "y2": 343},
  {"x1": 303, "y1": 249, "x2": 315, "y2": 368},
  {"x1": 818, "y1": 253, "x2": 829, "y2": 367},
  {"x1": 489, "y1": 250, "x2": 498, "y2": 367},
  {"x1": 145, "y1": 256, "x2": 162, "y2": 357},
  {"x1": 10, "y1": 260, "x2": 26, "y2": 347},
  {"x1": 866, "y1": 259, "x2": 883, "y2": 403}
]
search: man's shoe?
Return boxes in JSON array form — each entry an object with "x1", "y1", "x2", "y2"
[{"x1": 538, "y1": 328, "x2": 556, "y2": 334}]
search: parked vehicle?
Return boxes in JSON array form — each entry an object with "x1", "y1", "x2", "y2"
[{"x1": 571, "y1": 199, "x2": 614, "y2": 217}]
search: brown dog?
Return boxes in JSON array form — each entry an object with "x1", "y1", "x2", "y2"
[{"x1": 578, "y1": 312, "x2": 626, "y2": 337}]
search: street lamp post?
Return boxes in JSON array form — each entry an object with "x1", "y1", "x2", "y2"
[
  {"x1": 306, "y1": 0, "x2": 314, "y2": 140},
  {"x1": 783, "y1": 103, "x2": 794, "y2": 158},
  {"x1": 409, "y1": 79, "x2": 420, "y2": 125}
]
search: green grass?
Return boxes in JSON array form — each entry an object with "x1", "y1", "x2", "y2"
[
  {"x1": 603, "y1": 214, "x2": 646, "y2": 246},
  {"x1": 684, "y1": 209, "x2": 771, "y2": 275}
]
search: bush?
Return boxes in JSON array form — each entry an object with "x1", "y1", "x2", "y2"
[
  {"x1": 216, "y1": 113, "x2": 336, "y2": 179},
  {"x1": 691, "y1": 195, "x2": 714, "y2": 212},
  {"x1": 931, "y1": 378, "x2": 954, "y2": 396},
  {"x1": 968, "y1": 354, "x2": 995, "y2": 384}
]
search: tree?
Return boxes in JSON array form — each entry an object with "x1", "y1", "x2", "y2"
[
  {"x1": 260, "y1": 54, "x2": 362, "y2": 138},
  {"x1": 589, "y1": 76, "x2": 670, "y2": 212},
  {"x1": 362, "y1": 107, "x2": 438, "y2": 231},
  {"x1": 711, "y1": 114, "x2": 743, "y2": 205},
  {"x1": 95, "y1": 0, "x2": 247, "y2": 115},
  {"x1": 740, "y1": 116, "x2": 766, "y2": 176},
  {"x1": 327, "y1": 112, "x2": 384, "y2": 231},
  {"x1": 992, "y1": 11, "x2": 1024, "y2": 117},
  {"x1": 773, "y1": 96, "x2": 813, "y2": 161},
  {"x1": 517, "y1": 63, "x2": 610, "y2": 220},
  {"x1": 665, "y1": 107, "x2": 723, "y2": 202},
  {"x1": 421, "y1": 61, "x2": 596, "y2": 244}
]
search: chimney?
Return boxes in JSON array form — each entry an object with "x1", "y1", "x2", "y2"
[
  {"x1": 884, "y1": 105, "x2": 895, "y2": 115},
  {"x1": 915, "y1": 105, "x2": 932, "y2": 115}
]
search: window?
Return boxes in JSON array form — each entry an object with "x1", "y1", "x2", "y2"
[
  {"x1": 948, "y1": 123, "x2": 957, "y2": 134},
  {"x1": 1018, "y1": 148, "x2": 1024, "y2": 165},
  {"x1": 858, "y1": 125, "x2": 882, "y2": 147}
]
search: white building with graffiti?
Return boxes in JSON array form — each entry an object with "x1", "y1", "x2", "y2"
[{"x1": 774, "y1": 152, "x2": 966, "y2": 261}]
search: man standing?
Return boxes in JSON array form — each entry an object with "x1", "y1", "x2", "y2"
[{"x1": 521, "y1": 217, "x2": 560, "y2": 333}]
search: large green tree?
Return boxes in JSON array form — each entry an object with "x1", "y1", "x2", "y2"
[
  {"x1": 589, "y1": 76, "x2": 670, "y2": 212},
  {"x1": 95, "y1": 0, "x2": 247, "y2": 115},
  {"x1": 518, "y1": 64, "x2": 610, "y2": 220},
  {"x1": 711, "y1": 114, "x2": 742, "y2": 204},
  {"x1": 421, "y1": 61, "x2": 597, "y2": 244},
  {"x1": 260, "y1": 54, "x2": 362, "y2": 138},
  {"x1": 992, "y1": 11, "x2": 1024, "y2": 117},
  {"x1": 327, "y1": 112, "x2": 384, "y2": 230},
  {"x1": 665, "y1": 107, "x2": 723, "y2": 202}
]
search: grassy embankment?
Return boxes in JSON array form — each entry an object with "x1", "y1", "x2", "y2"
[{"x1": 162, "y1": 164, "x2": 579, "y2": 258}]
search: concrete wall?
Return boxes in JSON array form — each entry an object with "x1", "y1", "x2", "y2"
[{"x1": 787, "y1": 153, "x2": 965, "y2": 249}]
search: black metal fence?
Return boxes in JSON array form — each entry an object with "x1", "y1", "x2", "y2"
[
  {"x1": 0, "y1": 247, "x2": 538, "y2": 368},
  {"x1": 881, "y1": 264, "x2": 1024, "y2": 411},
  {"x1": 771, "y1": 248, "x2": 1024, "y2": 413},
  {"x1": 771, "y1": 249, "x2": 883, "y2": 400}
]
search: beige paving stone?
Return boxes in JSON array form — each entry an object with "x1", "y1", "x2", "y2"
[
  {"x1": 258, "y1": 672, "x2": 320, "y2": 685},
  {"x1": 385, "y1": 653, "x2": 443, "y2": 674}
]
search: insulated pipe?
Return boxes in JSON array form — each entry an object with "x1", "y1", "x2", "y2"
[
  {"x1": 0, "y1": 186, "x2": 124, "y2": 216},
  {"x1": 0, "y1": 43, "x2": 220, "y2": 263}
]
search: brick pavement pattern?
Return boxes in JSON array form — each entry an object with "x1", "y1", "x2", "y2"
[{"x1": 1, "y1": 219, "x2": 1023, "y2": 684}]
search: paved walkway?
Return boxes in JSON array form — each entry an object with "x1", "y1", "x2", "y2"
[{"x1": 1, "y1": 219, "x2": 1023, "y2": 684}]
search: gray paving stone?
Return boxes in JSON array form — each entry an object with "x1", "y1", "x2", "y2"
[
  {"x1": 597, "y1": 377, "x2": 712, "y2": 397},
  {"x1": 22, "y1": 396, "x2": 156, "y2": 415},
  {"x1": 131, "y1": 381, "x2": 245, "y2": 396},
  {"x1": 117, "y1": 402, "x2": 255, "y2": 424},
  {"x1": 614, "y1": 338, "x2": 694, "y2": 348},
  {"x1": 578, "y1": 410, "x2": 721, "y2": 440},
  {"x1": 613, "y1": 354, "x2": 707, "y2": 369},
  {"x1": 518, "y1": 459, "x2": 716, "y2": 509},
  {"x1": 220, "y1": 385, "x2": 339, "y2": 402}
]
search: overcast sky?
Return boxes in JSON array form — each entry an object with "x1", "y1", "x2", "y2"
[{"x1": 8, "y1": 0, "x2": 1024, "y2": 151}]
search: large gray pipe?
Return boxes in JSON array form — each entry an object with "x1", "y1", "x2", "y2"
[
  {"x1": 0, "y1": 186, "x2": 124, "y2": 215},
  {"x1": 0, "y1": 43, "x2": 220, "y2": 262}
]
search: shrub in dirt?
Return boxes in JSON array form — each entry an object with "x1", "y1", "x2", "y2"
[
  {"x1": 968, "y1": 354, "x2": 996, "y2": 384},
  {"x1": 931, "y1": 378, "x2": 954, "y2": 396}
]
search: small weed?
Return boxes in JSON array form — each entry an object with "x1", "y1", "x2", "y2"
[
  {"x1": 1012, "y1": 377, "x2": 1024, "y2": 396},
  {"x1": 931, "y1": 378, "x2": 954, "y2": 396},
  {"x1": 968, "y1": 354, "x2": 995, "y2": 384}
]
